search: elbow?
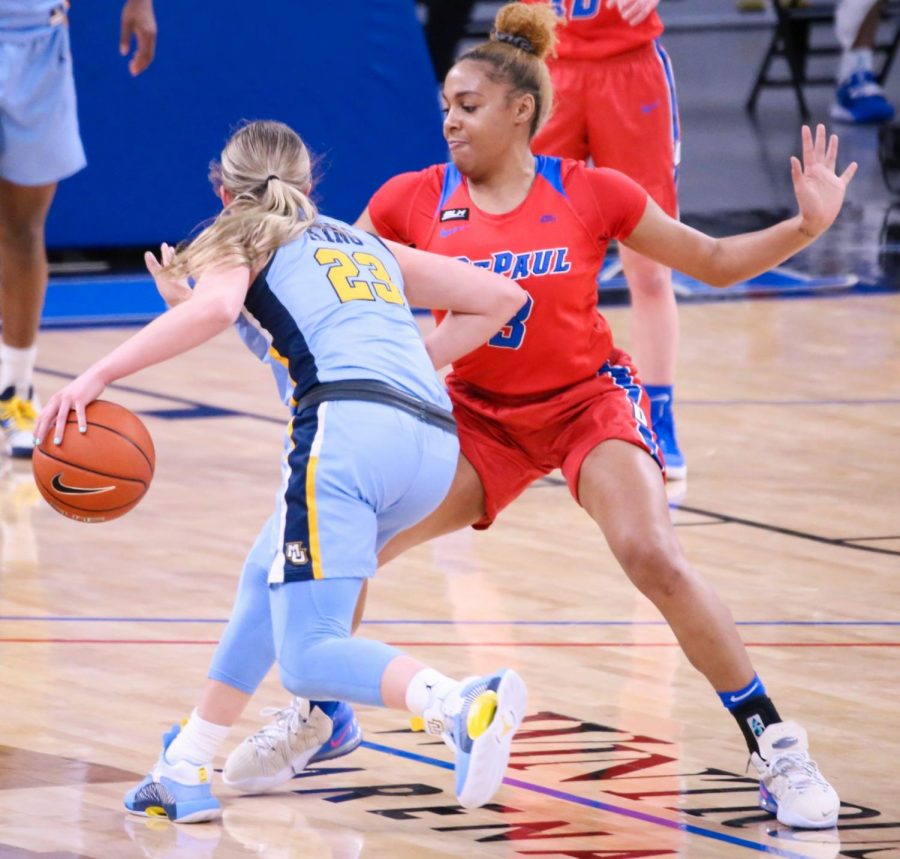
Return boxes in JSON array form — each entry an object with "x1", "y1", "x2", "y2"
[{"x1": 502, "y1": 284, "x2": 528, "y2": 317}]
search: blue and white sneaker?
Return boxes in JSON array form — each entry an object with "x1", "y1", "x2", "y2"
[
  {"x1": 124, "y1": 724, "x2": 221, "y2": 823},
  {"x1": 222, "y1": 698, "x2": 361, "y2": 793},
  {"x1": 831, "y1": 69, "x2": 896, "y2": 124},
  {"x1": 309, "y1": 701, "x2": 363, "y2": 763},
  {"x1": 423, "y1": 669, "x2": 527, "y2": 809},
  {"x1": 647, "y1": 386, "x2": 687, "y2": 480},
  {"x1": 750, "y1": 721, "x2": 840, "y2": 829}
]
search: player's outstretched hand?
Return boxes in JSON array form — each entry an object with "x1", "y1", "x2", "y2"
[
  {"x1": 605, "y1": 0, "x2": 659, "y2": 26},
  {"x1": 792, "y1": 124, "x2": 858, "y2": 240},
  {"x1": 34, "y1": 372, "x2": 107, "y2": 448},
  {"x1": 145, "y1": 243, "x2": 192, "y2": 307},
  {"x1": 120, "y1": 0, "x2": 157, "y2": 76}
]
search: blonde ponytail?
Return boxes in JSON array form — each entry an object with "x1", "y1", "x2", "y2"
[{"x1": 163, "y1": 120, "x2": 318, "y2": 280}]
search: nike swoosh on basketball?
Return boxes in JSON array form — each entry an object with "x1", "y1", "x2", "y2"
[
  {"x1": 728, "y1": 681, "x2": 760, "y2": 703},
  {"x1": 51, "y1": 473, "x2": 115, "y2": 495}
]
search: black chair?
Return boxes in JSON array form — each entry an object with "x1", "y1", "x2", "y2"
[{"x1": 746, "y1": 0, "x2": 900, "y2": 117}]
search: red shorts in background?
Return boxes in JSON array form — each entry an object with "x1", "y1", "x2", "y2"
[
  {"x1": 448, "y1": 348, "x2": 665, "y2": 529},
  {"x1": 532, "y1": 41, "x2": 680, "y2": 218}
]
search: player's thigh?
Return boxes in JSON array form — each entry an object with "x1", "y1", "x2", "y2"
[{"x1": 0, "y1": 25, "x2": 85, "y2": 186}]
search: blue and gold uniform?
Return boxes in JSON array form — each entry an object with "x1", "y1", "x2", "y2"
[{"x1": 235, "y1": 216, "x2": 456, "y2": 586}]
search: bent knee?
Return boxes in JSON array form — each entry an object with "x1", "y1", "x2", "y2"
[{"x1": 616, "y1": 536, "x2": 689, "y2": 600}]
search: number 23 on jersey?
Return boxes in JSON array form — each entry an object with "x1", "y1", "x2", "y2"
[{"x1": 315, "y1": 248, "x2": 406, "y2": 306}]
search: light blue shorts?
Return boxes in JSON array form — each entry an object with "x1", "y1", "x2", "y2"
[
  {"x1": 269, "y1": 399, "x2": 458, "y2": 584},
  {"x1": 0, "y1": 22, "x2": 86, "y2": 185}
]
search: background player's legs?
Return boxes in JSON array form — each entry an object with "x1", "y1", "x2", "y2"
[
  {"x1": 576, "y1": 439, "x2": 839, "y2": 828},
  {"x1": 0, "y1": 179, "x2": 56, "y2": 457},
  {"x1": 832, "y1": 0, "x2": 895, "y2": 123},
  {"x1": 616, "y1": 244, "x2": 683, "y2": 478},
  {"x1": 582, "y1": 45, "x2": 685, "y2": 477}
]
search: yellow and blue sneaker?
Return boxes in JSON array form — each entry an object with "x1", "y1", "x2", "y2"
[
  {"x1": 423, "y1": 669, "x2": 527, "y2": 809},
  {"x1": 0, "y1": 386, "x2": 38, "y2": 459},
  {"x1": 124, "y1": 724, "x2": 221, "y2": 823}
]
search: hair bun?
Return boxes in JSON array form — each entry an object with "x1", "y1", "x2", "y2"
[{"x1": 492, "y1": 2, "x2": 560, "y2": 61}]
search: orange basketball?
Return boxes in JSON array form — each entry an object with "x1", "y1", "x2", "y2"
[{"x1": 32, "y1": 399, "x2": 156, "y2": 523}]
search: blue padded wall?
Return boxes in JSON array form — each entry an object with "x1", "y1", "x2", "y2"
[{"x1": 46, "y1": 0, "x2": 446, "y2": 248}]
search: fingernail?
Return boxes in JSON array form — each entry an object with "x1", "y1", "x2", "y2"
[
  {"x1": 53, "y1": 436, "x2": 61, "y2": 445},
  {"x1": 79, "y1": 426, "x2": 87, "y2": 434},
  {"x1": 32, "y1": 436, "x2": 40, "y2": 446}
]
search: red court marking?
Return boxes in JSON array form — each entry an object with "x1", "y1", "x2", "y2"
[{"x1": 1, "y1": 638, "x2": 899, "y2": 647}]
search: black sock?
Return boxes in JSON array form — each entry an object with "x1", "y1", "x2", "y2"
[{"x1": 730, "y1": 695, "x2": 782, "y2": 755}]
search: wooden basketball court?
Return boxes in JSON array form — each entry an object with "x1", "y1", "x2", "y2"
[{"x1": 1, "y1": 294, "x2": 898, "y2": 858}]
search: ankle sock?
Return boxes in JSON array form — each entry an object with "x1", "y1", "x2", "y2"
[
  {"x1": 839, "y1": 47, "x2": 874, "y2": 82},
  {"x1": 0, "y1": 343, "x2": 36, "y2": 398},
  {"x1": 165, "y1": 709, "x2": 231, "y2": 765},
  {"x1": 405, "y1": 668, "x2": 456, "y2": 716},
  {"x1": 718, "y1": 674, "x2": 782, "y2": 756}
]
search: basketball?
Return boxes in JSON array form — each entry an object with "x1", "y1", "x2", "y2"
[{"x1": 32, "y1": 400, "x2": 156, "y2": 523}]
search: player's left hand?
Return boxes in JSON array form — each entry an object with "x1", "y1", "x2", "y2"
[
  {"x1": 145, "y1": 243, "x2": 192, "y2": 307},
  {"x1": 791, "y1": 124, "x2": 858, "y2": 239},
  {"x1": 605, "y1": 0, "x2": 659, "y2": 26},
  {"x1": 34, "y1": 371, "x2": 107, "y2": 448},
  {"x1": 120, "y1": 0, "x2": 157, "y2": 76}
]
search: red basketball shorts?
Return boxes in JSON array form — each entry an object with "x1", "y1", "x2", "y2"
[
  {"x1": 447, "y1": 348, "x2": 665, "y2": 529},
  {"x1": 533, "y1": 41, "x2": 680, "y2": 217}
]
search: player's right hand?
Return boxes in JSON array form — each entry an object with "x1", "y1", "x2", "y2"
[
  {"x1": 605, "y1": 0, "x2": 659, "y2": 26},
  {"x1": 145, "y1": 243, "x2": 192, "y2": 308}
]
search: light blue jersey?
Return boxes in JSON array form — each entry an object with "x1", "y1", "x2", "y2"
[{"x1": 240, "y1": 215, "x2": 450, "y2": 414}]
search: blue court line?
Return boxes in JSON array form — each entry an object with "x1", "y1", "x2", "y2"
[
  {"x1": 1, "y1": 616, "x2": 898, "y2": 627},
  {"x1": 358, "y1": 740, "x2": 816, "y2": 859}
]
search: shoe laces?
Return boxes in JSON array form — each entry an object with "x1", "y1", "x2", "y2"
[
  {"x1": 0, "y1": 396, "x2": 36, "y2": 430},
  {"x1": 768, "y1": 751, "x2": 830, "y2": 793},
  {"x1": 843, "y1": 69, "x2": 886, "y2": 99},
  {"x1": 249, "y1": 698, "x2": 312, "y2": 753}
]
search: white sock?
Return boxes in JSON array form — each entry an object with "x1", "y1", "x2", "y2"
[
  {"x1": 164, "y1": 709, "x2": 231, "y2": 765},
  {"x1": 405, "y1": 668, "x2": 457, "y2": 716},
  {"x1": 0, "y1": 344, "x2": 37, "y2": 398},
  {"x1": 839, "y1": 47, "x2": 874, "y2": 82}
]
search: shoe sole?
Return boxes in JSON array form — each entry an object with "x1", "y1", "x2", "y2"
[
  {"x1": 759, "y1": 788, "x2": 839, "y2": 829},
  {"x1": 125, "y1": 803, "x2": 221, "y2": 824},
  {"x1": 456, "y1": 669, "x2": 527, "y2": 809}
]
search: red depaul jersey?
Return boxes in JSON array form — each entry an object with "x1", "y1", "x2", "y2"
[{"x1": 368, "y1": 156, "x2": 648, "y2": 397}]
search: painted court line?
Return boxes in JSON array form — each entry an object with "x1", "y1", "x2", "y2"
[
  {"x1": 1, "y1": 638, "x2": 897, "y2": 648},
  {"x1": 358, "y1": 739, "x2": 817, "y2": 859},
  {"x1": 2, "y1": 615, "x2": 899, "y2": 626}
]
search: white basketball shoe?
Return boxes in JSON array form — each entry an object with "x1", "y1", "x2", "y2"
[{"x1": 751, "y1": 721, "x2": 840, "y2": 829}]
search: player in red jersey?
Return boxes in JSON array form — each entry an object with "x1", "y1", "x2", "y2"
[
  {"x1": 210, "y1": 3, "x2": 853, "y2": 830},
  {"x1": 522, "y1": 0, "x2": 687, "y2": 476}
]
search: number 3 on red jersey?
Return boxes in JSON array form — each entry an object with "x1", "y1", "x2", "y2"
[{"x1": 489, "y1": 292, "x2": 534, "y2": 350}]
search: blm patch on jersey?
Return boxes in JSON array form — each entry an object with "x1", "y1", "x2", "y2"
[{"x1": 440, "y1": 207, "x2": 469, "y2": 222}]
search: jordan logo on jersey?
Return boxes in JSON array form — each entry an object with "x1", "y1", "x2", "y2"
[
  {"x1": 458, "y1": 247, "x2": 572, "y2": 280},
  {"x1": 285, "y1": 541, "x2": 310, "y2": 565}
]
